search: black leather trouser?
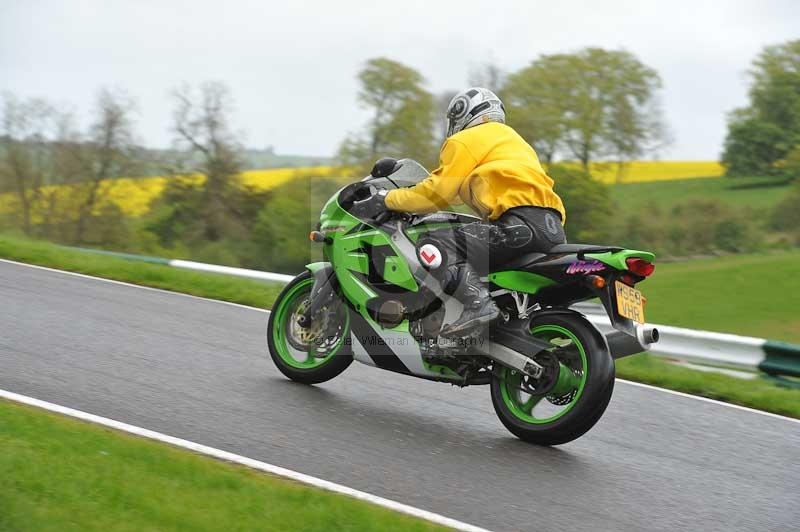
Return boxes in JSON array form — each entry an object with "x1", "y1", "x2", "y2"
[{"x1": 418, "y1": 207, "x2": 567, "y2": 294}]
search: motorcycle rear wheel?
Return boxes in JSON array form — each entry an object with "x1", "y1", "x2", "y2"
[{"x1": 490, "y1": 313, "x2": 614, "y2": 445}]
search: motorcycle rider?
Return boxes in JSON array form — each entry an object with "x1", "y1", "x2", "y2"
[{"x1": 371, "y1": 87, "x2": 567, "y2": 338}]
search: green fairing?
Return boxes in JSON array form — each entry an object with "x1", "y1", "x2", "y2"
[
  {"x1": 318, "y1": 195, "x2": 418, "y2": 320},
  {"x1": 304, "y1": 262, "x2": 329, "y2": 274},
  {"x1": 343, "y1": 252, "x2": 369, "y2": 274},
  {"x1": 585, "y1": 249, "x2": 656, "y2": 270},
  {"x1": 382, "y1": 255, "x2": 417, "y2": 291},
  {"x1": 489, "y1": 270, "x2": 555, "y2": 294}
]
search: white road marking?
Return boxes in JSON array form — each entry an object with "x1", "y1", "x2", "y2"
[
  {"x1": 617, "y1": 379, "x2": 800, "y2": 425},
  {"x1": 2, "y1": 257, "x2": 798, "y2": 427},
  {"x1": 0, "y1": 389, "x2": 492, "y2": 532},
  {"x1": 0, "y1": 258, "x2": 270, "y2": 313}
]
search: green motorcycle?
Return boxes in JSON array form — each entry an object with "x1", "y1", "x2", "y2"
[{"x1": 268, "y1": 159, "x2": 659, "y2": 445}]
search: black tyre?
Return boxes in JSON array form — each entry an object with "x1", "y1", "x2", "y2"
[
  {"x1": 490, "y1": 313, "x2": 615, "y2": 445},
  {"x1": 267, "y1": 271, "x2": 352, "y2": 384}
]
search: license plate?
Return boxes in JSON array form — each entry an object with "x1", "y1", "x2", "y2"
[{"x1": 615, "y1": 281, "x2": 645, "y2": 323}]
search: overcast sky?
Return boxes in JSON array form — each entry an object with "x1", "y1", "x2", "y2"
[{"x1": 2, "y1": 0, "x2": 798, "y2": 159}]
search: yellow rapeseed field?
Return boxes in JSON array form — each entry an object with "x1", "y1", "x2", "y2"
[
  {"x1": 562, "y1": 161, "x2": 724, "y2": 184},
  {"x1": 101, "y1": 166, "x2": 340, "y2": 216},
  {"x1": 0, "y1": 161, "x2": 723, "y2": 220},
  {"x1": 0, "y1": 166, "x2": 338, "y2": 219}
]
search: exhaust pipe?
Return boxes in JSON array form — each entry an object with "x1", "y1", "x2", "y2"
[
  {"x1": 607, "y1": 325, "x2": 659, "y2": 360},
  {"x1": 638, "y1": 325, "x2": 659, "y2": 345}
]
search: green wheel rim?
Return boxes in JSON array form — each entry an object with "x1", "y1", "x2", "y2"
[
  {"x1": 272, "y1": 278, "x2": 349, "y2": 369},
  {"x1": 499, "y1": 325, "x2": 588, "y2": 424}
]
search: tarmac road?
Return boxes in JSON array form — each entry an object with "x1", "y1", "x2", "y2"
[{"x1": 2, "y1": 259, "x2": 798, "y2": 531}]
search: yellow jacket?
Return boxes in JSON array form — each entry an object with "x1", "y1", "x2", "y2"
[{"x1": 385, "y1": 122, "x2": 566, "y2": 222}]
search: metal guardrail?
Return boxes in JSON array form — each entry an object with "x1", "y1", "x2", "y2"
[
  {"x1": 68, "y1": 246, "x2": 294, "y2": 283},
  {"x1": 67, "y1": 247, "x2": 800, "y2": 382},
  {"x1": 573, "y1": 303, "x2": 800, "y2": 382},
  {"x1": 169, "y1": 259, "x2": 295, "y2": 283}
]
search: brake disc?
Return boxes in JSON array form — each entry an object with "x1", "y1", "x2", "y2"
[{"x1": 286, "y1": 299, "x2": 329, "y2": 351}]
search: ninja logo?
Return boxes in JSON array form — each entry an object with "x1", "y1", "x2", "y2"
[{"x1": 566, "y1": 260, "x2": 605, "y2": 275}]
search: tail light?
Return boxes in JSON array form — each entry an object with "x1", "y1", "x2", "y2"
[{"x1": 626, "y1": 258, "x2": 655, "y2": 277}]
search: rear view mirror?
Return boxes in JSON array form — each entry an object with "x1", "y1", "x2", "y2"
[{"x1": 370, "y1": 158, "x2": 401, "y2": 178}]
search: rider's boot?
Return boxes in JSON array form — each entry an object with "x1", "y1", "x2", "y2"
[{"x1": 440, "y1": 266, "x2": 499, "y2": 338}]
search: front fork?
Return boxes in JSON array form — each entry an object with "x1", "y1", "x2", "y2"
[{"x1": 297, "y1": 265, "x2": 339, "y2": 328}]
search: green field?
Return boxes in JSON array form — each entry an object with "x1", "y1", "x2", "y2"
[
  {"x1": 642, "y1": 251, "x2": 800, "y2": 343},
  {"x1": 612, "y1": 176, "x2": 793, "y2": 212},
  {"x1": 0, "y1": 399, "x2": 445, "y2": 532}
]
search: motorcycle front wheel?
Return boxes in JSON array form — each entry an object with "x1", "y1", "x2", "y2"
[
  {"x1": 267, "y1": 271, "x2": 352, "y2": 384},
  {"x1": 490, "y1": 313, "x2": 614, "y2": 445}
]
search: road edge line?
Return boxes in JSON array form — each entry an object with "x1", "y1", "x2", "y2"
[
  {"x1": 0, "y1": 388, "x2": 491, "y2": 532},
  {"x1": 616, "y1": 379, "x2": 800, "y2": 425},
  {"x1": 0, "y1": 258, "x2": 269, "y2": 313}
]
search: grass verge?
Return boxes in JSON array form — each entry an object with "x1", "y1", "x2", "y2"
[
  {"x1": 1, "y1": 235, "x2": 798, "y2": 418},
  {"x1": 0, "y1": 398, "x2": 446, "y2": 532},
  {"x1": 615, "y1": 354, "x2": 800, "y2": 418},
  {"x1": 0, "y1": 235, "x2": 283, "y2": 309}
]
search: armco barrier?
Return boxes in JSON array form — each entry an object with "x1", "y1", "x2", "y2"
[
  {"x1": 68, "y1": 246, "x2": 294, "y2": 283},
  {"x1": 65, "y1": 246, "x2": 800, "y2": 380}
]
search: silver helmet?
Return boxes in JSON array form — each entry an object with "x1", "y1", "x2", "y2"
[{"x1": 445, "y1": 87, "x2": 505, "y2": 137}]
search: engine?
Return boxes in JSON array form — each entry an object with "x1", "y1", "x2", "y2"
[{"x1": 410, "y1": 305, "x2": 449, "y2": 360}]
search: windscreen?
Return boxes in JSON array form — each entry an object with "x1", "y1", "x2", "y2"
[{"x1": 363, "y1": 158, "x2": 430, "y2": 189}]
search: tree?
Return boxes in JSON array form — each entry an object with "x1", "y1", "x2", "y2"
[
  {"x1": 770, "y1": 179, "x2": 800, "y2": 245},
  {"x1": 749, "y1": 40, "x2": 800, "y2": 136},
  {"x1": 0, "y1": 90, "x2": 138, "y2": 244},
  {"x1": 502, "y1": 58, "x2": 571, "y2": 165},
  {"x1": 548, "y1": 165, "x2": 613, "y2": 242},
  {"x1": 502, "y1": 49, "x2": 667, "y2": 173},
  {"x1": 721, "y1": 116, "x2": 790, "y2": 176},
  {"x1": 604, "y1": 69, "x2": 670, "y2": 182},
  {"x1": 251, "y1": 175, "x2": 348, "y2": 273},
  {"x1": 565, "y1": 49, "x2": 666, "y2": 173},
  {"x1": 0, "y1": 94, "x2": 60, "y2": 235},
  {"x1": 338, "y1": 58, "x2": 437, "y2": 175},
  {"x1": 68, "y1": 89, "x2": 139, "y2": 243},
  {"x1": 169, "y1": 81, "x2": 245, "y2": 242},
  {"x1": 777, "y1": 144, "x2": 800, "y2": 179},
  {"x1": 722, "y1": 40, "x2": 800, "y2": 176},
  {"x1": 434, "y1": 89, "x2": 458, "y2": 147}
]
